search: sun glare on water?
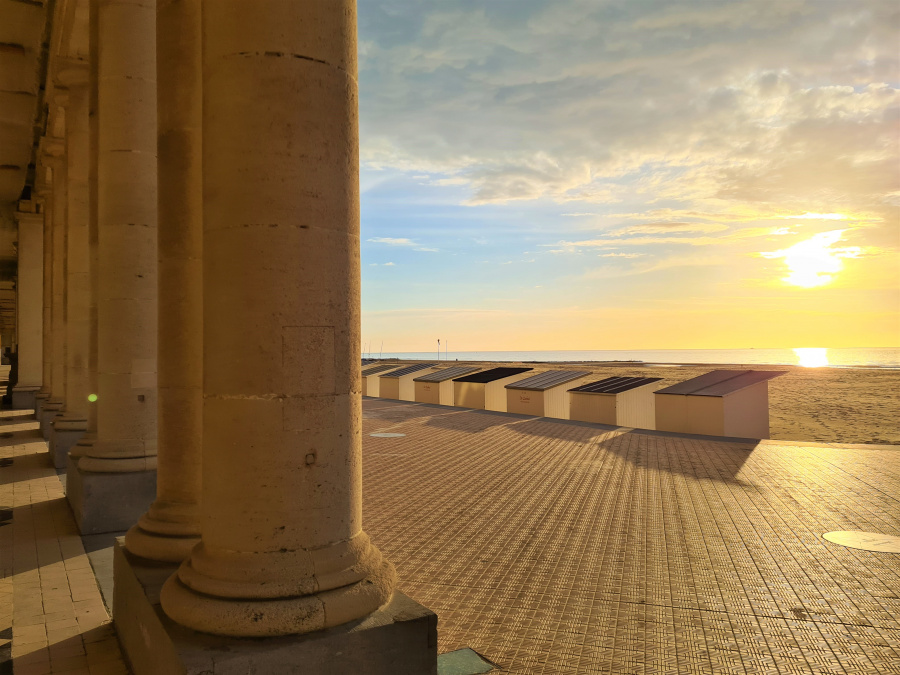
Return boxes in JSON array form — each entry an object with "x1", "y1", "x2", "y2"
[
  {"x1": 794, "y1": 348, "x2": 829, "y2": 368},
  {"x1": 761, "y1": 229, "x2": 861, "y2": 288}
]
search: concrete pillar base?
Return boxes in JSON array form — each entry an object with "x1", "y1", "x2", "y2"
[
  {"x1": 113, "y1": 540, "x2": 438, "y2": 675},
  {"x1": 11, "y1": 386, "x2": 41, "y2": 411},
  {"x1": 40, "y1": 402, "x2": 63, "y2": 439},
  {"x1": 34, "y1": 393, "x2": 49, "y2": 418},
  {"x1": 66, "y1": 462, "x2": 157, "y2": 535},
  {"x1": 49, "y1": 419, "x2": 88, "y2": 469}
]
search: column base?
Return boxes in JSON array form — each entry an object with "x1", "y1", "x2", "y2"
[
  {"x1": 113, "y1": 540, "x2": 438, "y2": 675},
  {"x1": 11, "y1": 385, "x2": 41, "y2": 410},
  {"x1": 49, "y1": 418, "x2": 87, "y2": 469},
  {"x1": 34, "y1": 392, "x2": 49, "y2": 418},
  {"x1": 40, "y1": 402, "x2": 64, "y2": 440},
  {"x1": 66, "y1": 461, "x2": 156, "y2": 535}
]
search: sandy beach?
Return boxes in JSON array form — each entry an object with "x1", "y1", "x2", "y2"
[{"x1": 370, "y1": 360, "x2": 900, "y2": 445}]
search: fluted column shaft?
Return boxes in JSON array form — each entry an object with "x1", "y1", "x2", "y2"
[
  {"x1": 160, "y1": 0, "x2": 395, "y2": 637},
  {"x1": 79, "y1": 0, "x2": 158, "y2": 473},
  {"x1": 74, "y1": 0, "x2": 101, "y2": 457},
  {"x1": 12, "y1": 212, "x2": 43, "y2": 399},
  {"x1": 124, "y1": 0, "x2": 202, "y2": 562},
  {"x1": 58, "y1": 77, "x2": 91, "y2": 428},
  {"x1": 38, "y1": 192, "x2": 53, "y2": 401},
  {"x1": 48, "y1": 153, "x2": 68, "y2": 406}
]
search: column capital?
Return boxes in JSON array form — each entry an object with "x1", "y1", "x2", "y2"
[
  {"x1": 39, "y1": 135, "x2": 66, "y2": 160},
  {"x1": 53, "y1": 57, "x2": 90, "y2": 87},
  {"x1": 14, "y1": 211, "x2": 44, "y2": 228}
]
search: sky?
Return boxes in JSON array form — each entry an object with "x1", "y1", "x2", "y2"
[{"x1": 356, "y1": 0, "x2": 900, "y2": 352}]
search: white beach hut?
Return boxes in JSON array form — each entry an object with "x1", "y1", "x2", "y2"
[
  {"x1": 505, "y1": 370, "x2": 592, "y2": 419},
  {"x1": 654, "y1": 369, "x2": 785, "y2": 438},
  {"x1": 413, "y1": 366, "x2": 480, "y2": 406},
  {"x1": 453, "y1": 367, "x2": 534, "y2": 412},
  {"x1": 568, "y1": 376, "x2": 663, "y2": 428},
  {"x1": 378, "y1": 363, "x2": 438, "y2": 401},
  {"x1": 361, "y1": 363, "x2": 402, "y2": 397}
]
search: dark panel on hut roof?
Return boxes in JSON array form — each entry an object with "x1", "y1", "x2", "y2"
[
  {"x1": 414, "y1": 366, "x2": 481, "y2": 383},
  {"x1": 569, "y1": 376, "x2": 663, "y2": 395},
  {"x1": 361, "y1": 363, "x2": 404, "y2": 376},
  {"x1": 453, "y1": 367, "x2": 533, "y2": 384},
  {"x1": 381, "y1": 363, "x2": 437, "y2": 378},
  {"x1": 506, "y1": 370, "x2": 591, "y2": 391}
]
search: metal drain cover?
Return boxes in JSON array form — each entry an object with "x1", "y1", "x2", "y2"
[
  {"x1": 370, "y1": 432, "x2": 406, "y2": 438},
  {"x1": 823, "y1": 531, "x2": 900, "y2": 553}
]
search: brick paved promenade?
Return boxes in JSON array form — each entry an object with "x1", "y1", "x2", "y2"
[
  {"x1": 2, "y1": 401, "x2": 899, "y2": 673},
  {"x1": 362, "y1": 399, "x2": 900, "y2": 674}
]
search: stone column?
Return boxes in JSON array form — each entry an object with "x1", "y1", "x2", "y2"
[
  {"x1": 124, "y1": 0, "x2": 202, "y2": 563},
  {"x1": 40, "y1": 145, "x2": 68, "y2": 439},
  {"x1": 69, "y1": 0, "x2": 159, "y2": 535},
  {"x1": 160, "y1": 0, "x2": 396, "y2": 637},
  {"x1": 12, "y1": 211, "x2": 43, "y2": 409},
  {"x1": 51, "y1": 70, "x2": 91, "y2": 466},
  {"x1": 71, "y1": 0, "x2": 101, "y2": 465},
  {"x1": 33, "y1": 163, "x2": 53, "y2": 418}
]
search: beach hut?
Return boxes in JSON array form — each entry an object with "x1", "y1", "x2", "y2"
[
  {"x1": 505, "y1": 370, "x2": 592, "y2": 419},
  {"x1": 378, "y1": 363, "x2": 439, "y2": 401},
  {"x1": 453, "y1": 367, "x2": 534, "y2": 412},
  {"x1": 654, "y1": 369, "x2": 785, "y2": 438},
  {"x1": 568, "y1": 376, "x2": 663, "y2": 428},
  {"x1": 413, "y1": 366, "x2": 480, "y2": 406},
  {"x1": 361, "y1": 363, "x2": 402, "y2": 397}
]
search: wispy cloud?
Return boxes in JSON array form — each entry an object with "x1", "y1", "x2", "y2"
[{"x1": 367, "y1": 236, "x2": 438, "y2": 252}]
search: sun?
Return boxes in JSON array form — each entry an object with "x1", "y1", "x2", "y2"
[
  {"x1": 760, "y1": 230, "x2": 861, "y2": 288},
  {"x1": 793, "y1": 348, "x2": 829, "y2": 368}
]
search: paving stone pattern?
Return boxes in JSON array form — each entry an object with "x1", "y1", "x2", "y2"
[
  {"x1": 362, "y1": 398, "x2": 900, "y2": 675},
  {"x1": 0, "y1": 412, "x2": 127, "y2": 675}
]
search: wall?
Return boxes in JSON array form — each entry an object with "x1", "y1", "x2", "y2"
[
  {"x1": 454, "y1": 382, "x2": 485, "y2": 409},
  {"x1": 723, "y1": 383, "x2": 769, "y2": 438},
  {"x1": 415, "y1": 381, "x2": 440, "y2": 404},
  {"x1": 686, "y1": 396, "x2": 725, "y2": 436},
  {"x1": 569, "y1": 393, "x2": 617, "y2": 425},
  {"x1": 380, "y1": 378, "x2": 400, "y2": 400},
  {"x1": 617, "y1": 385, "x2": 659, "y2": 429},
  {"x1": 506, "y1": 389, "x2": 544, "y2": 417},
  {"x1": 655, "y1": 393, "x2": 688, "y2": 433}
]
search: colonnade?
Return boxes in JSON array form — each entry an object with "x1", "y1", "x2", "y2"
[{"x1": 10, "y1": 0, "x2": 423, "y2": 658}]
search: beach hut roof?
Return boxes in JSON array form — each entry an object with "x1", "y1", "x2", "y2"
[
  {"x1": 361, "y1": 363, "x2": 402, "y2": 376},
  {"x1": 655, "y1": 370, "x2": 785, "y2": 397},
  {"x1": 453, "y1": 367, "x2": 533, "y2": 383},
  {"x1": 414, "y1": 366, "x2": 480, "y2": 383},
  {"x1": 506, "y1": 370, "x2": 591, "y2": 391},
  {"x1": 569, "y1": 376, "x2": 663, "y2": 395},
  {"x1": 381, "y1": 363, "x2": 437, "y2": 378}
]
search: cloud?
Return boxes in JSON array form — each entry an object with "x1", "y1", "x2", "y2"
[
  {"x1": 358, "y1": 0, "x2": 899, "y2": 214},
  {"x1": 610, "y1": 222, "x2": 728, "y2": 235},
  {"x1": 368, "y1": 237, "x2": 416, "y2": 246},
  {"x1": 367, "y1": 236, "x2": 438, "y2": 252},
  {"x1": 599, "y1": 252, "x2": 644, "y2": 258}
]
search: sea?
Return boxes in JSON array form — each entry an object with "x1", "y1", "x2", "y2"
[{"x1": 364, "y1": 348, "x2": 900, "y2": 369}]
